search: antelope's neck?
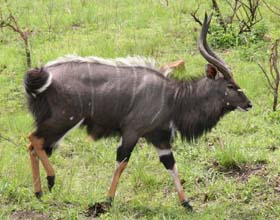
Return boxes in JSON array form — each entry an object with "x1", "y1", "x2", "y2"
[{"x1": 172, "y1": 81, "x2": 226, "y2": 141}]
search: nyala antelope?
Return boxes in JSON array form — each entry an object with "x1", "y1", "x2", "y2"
[{"x1": 24, "y1": 14, "x2": 252, "y2": 211}]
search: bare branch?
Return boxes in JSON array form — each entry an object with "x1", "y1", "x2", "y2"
[
  {"x1": 225, "y1": 0, "x2": 241, "y2": 24},
  {"x1": 272, "y1": 40, "x2": 280, "y2": 82},
  {"x1": 273, "y1": 39, "x2": 280, "y2": 111},
  {"x1": 259, "y1": 39, "x2": 280, "y2": 111},
  {"x1": 0, "y1": 133, "x2": 18, "y2": 147},
  {"x1": 258, "y1": 63, "x2": 274, "y2": 89},
  {"x1": 190, "y1": 4, "x2": 202, "y2": 26},
  {"x1": 236, "y1": 0, "x2": 262, "y2": 34},
  {"x1": 211, "y1": 0, "x2": 227, "y2": 31},
  {"x1": 159, "y1": 0, "x2": 169, "y2": 7},
  {"x1": 269, "y1": 49, "x2": 276, "y2": 81},
  {"x1": 0, "y1": 2, "x2": 31, "y2": 68},
  {"x1": 191, "y1": 0, "x2": 262, "y2": 36},
  {"x1": 263, "y1": 0, "x2": 280, "y2": 16}
]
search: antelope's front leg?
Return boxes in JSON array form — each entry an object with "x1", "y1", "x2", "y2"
[
  {"x1": 156, "y1": 148, "x2": 193, "y2": 211},
  {"x1": 107, "y1": 133, "x2": 138, "y2": 204},
  {"x1": 107, "y1": 160, "x2": 128, "y2": 204},
  {"x1": 87, "y1": 136, "x2": 137, "y2": 217},
  {"x1": 28, "y1": 133, "x2": 55, "y2": 196},
  {"x1": 107, "y1": 143, "x2": 134, "y2": 203}
]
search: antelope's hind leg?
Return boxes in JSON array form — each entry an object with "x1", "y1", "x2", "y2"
[
  {"x1": 29, "y1": 144, "x2": 42, "y2": 198},
  {"x1": 28, "y1": 133, "x2": 55, "y2": 197}
]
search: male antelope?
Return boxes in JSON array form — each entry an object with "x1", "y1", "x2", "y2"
[{"x1": 25, "y1": 14, "x2": 251, "y2": 211}]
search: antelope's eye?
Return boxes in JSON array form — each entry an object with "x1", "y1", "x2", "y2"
[{"x1": 227, "y1": 84, "x2": 235, "y2": 89}]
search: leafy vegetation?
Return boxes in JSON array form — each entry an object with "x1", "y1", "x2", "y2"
[
  {"x1": 0, "y1": 0, "x2": 280, "y2": 219},
  {"x1": 209, "y1": 21, "x2": 267, "y2": 48}
]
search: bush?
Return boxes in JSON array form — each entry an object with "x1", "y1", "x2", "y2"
[
  {"x1": 209, "y1": 24, "x2": 238, "y2": 49},
  {"x1": 208, "y1": 18, "x2": 267, "y2": 49}
]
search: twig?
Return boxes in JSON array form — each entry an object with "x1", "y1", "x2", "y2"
[
  {"x1": 259, "y1": 39, "x2": 280, "y2": 111},
  {"x1": 272, "y1": 40, "x2": 280, "y2": 111},
  {"x1": 212, "y1": 0, "x2": 227, "y2": 31},
  {"x1": 159, "y1": 0, "x2": 169, "y2": 7},
  {"x1": 258, "y1": 63, "x2": 274, "y2": 90},
  {"x1": 263, "y1": 0, "x2": 280, "y2": 16},
  {"x1": 225, "y1": 0, "x2": 241, "y2": 24},
  {"x1": 0, "y1": 3, "x2": 31, "y2": 68},
  {"x1": 190, "y1": 4, "x2": 202, "y2": 26},
  {"x1": 191, "y1": 0, "x2": 261, "y2": 35},
  {"x1": 0, "y1": 133, "x2": 18, "y2": 147}
]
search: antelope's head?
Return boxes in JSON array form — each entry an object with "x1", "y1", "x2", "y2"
[{"x1": 198, "y1": 13, "x2": 252, "y2": 112}]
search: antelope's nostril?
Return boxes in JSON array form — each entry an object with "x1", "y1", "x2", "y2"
[{"x1": 247, "y1": 102, "x2": 253, "y2": 108}]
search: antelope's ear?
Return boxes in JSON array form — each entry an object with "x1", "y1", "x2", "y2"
[{"x1": 205, "y1": 64, "x2": 217, "y2": 79}]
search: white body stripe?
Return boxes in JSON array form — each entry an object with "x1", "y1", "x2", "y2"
[
  {"x1": 151, "y1": 80, "x2": 166, "y2": 123},
  {"x1": 88, "y1": 63, "x2": 95, "y2": 116},
  {"x1": 36, "y1": 73, "x2": 52, "y2": 93},
  {"x1": 169, "y1": 120, "x2": 177, "y2": 137},
  {"x1": 156, "y1": 148, "x2": 172, "y2": 157},
  {"x1": 51, "y1": 118, "x2": 84, "y2": 148},
  {"x1": 127, "y1": 67, "x2": 137, "y2": 110}
]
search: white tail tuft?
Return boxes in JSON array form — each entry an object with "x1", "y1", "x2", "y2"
[{"x1": 36, "y1": 74, "x2": 52, "y2": 94}]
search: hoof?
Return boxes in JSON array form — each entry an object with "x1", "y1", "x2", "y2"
[
  {"x1": 87, "y1": 200, "x2": 111, "y2": 217},
  {"x1": 47, "y1": 176, "x2": 55, "y2": 191},
  {"x1": 35, "y1": 191, "x2": 42, "y2": 199},
  {"x1": 106, "y1": 197, "x2": 113, "y2": 206},
  {"x1": 181, "y1": 200, "x2": 193, "y2": 211}
]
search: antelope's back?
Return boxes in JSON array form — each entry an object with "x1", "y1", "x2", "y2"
[{"x1": 44, "y1": 60, "x2": 175, "y2": 131}]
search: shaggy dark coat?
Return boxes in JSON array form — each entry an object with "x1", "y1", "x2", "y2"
[{"x1": 24, "y1": 56, "x2": 251, "y2": 155}]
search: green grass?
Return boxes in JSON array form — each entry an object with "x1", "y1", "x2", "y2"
[{"x1": 1, "y1": 0, "x2": 280, "y2": 219}]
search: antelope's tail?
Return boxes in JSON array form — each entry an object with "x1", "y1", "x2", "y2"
[{"x1": 24, "y1": 68, "x2": 52, "y2": 97}]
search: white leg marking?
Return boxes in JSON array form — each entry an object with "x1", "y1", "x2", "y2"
[{"x1": 156, "y1": 148, "x2": 171, "y2": 157}]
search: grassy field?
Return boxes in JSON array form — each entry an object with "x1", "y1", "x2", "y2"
[{"x1": 1, "y1": 0, "x2": 280, "y2": 219}]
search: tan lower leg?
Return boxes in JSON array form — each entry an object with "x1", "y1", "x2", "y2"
[
  {"x1": 169, "y1": 164, "x2": 187, "y2": 202},
  {"x1": 28, "y1": 134, "x2": 55, "y2": 177},
  {"x1": 29, "y1": 144, "x2": 41, "y2": 193},
  {"x1": 107, "y1": 161, "x2": 128, "y2": 199}
]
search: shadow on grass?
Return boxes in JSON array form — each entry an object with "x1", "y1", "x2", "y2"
[{"x1": 107, "y1": 202, "x2": 197, "y2": 220}]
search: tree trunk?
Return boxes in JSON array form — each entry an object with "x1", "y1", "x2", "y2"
[{"x1": 211, "y1": 0, "x2": 227, "y2": 31}]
